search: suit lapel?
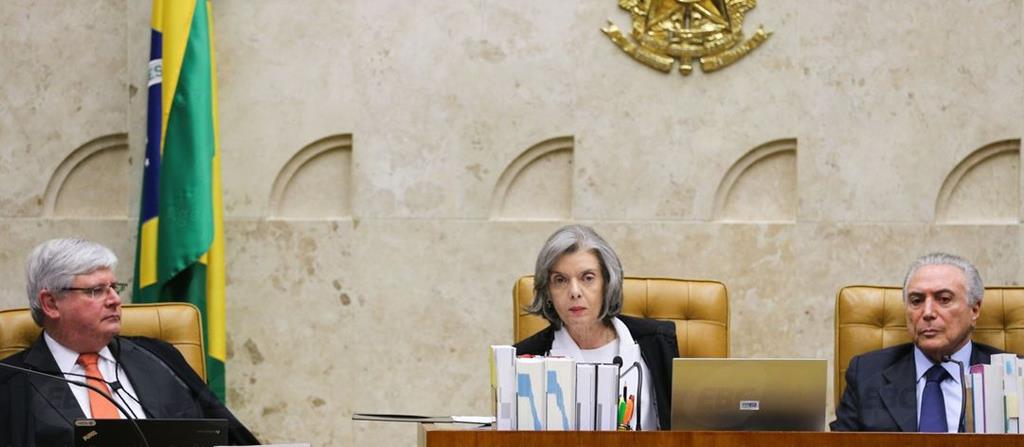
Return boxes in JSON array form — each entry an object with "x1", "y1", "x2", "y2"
[
  {"x1": 970, "y1": 343, "x2": 993, "y2": 366},
  {"x1": 879, "y1": 349, "x2": 917, "y2": 432},
  {"x1": 23, "y1": 336, "x2": 86, "y2": 421},
  {"x1": 116, "y1": 338, "x2": 165, "y2": 417},
  {"x1": 115, "y1": 337, "x2": 192, "y2": 418}
]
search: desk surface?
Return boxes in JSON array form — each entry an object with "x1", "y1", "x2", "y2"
[{"x1": 418, "y1": 424, "x2": 1021, "y2": 447}]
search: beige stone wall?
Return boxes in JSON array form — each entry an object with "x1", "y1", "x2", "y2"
[{"x1": 1, "y1": 0, "x2": 1021, "y2": 444}]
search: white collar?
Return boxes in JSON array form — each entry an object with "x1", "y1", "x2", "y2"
[
  {"x1": 550, "y1": 317, "x2": 639, "y2": 363},
  {"x1": 43, "y1": 331, "x2": 115, "y2": 372},
  {"x1": 913, "y1": 341, "x2": 972, "y2": 384}
]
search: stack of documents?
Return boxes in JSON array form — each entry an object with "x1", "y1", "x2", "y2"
[
  {"x1": 489, "y1": 346, "x2": 620, "y2": 431},
  {"x1": 969, "y1": 354, "x2": 1024, "y2": 433}
]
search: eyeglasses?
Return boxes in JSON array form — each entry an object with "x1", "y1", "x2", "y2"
[{"x1": 60, "y1": 282, "x2": 128, "y2": 299}]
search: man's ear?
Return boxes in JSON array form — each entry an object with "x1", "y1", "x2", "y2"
[
  {"x1": 39, "y1": 290, "x2": 61, "y2": 320},
  {"x1": 969, "y1": 298, "x2": 982, "y2": 325}
]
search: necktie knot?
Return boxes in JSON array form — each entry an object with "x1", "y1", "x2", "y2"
[
  {"x1": 78, "y1": 352, "x2": 100, "y2": 368},
  {"x1": 925, "y1": 364, "x2": 950, "y2": 383}
]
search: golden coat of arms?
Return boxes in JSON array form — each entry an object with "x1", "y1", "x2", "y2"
[{"x1": 602, "y1": 0, "x2": 772, "y2": 76}]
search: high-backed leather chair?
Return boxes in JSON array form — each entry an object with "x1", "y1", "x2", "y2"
[
  {"x1": 514, "y1": 276, "x2": 729, "y2": 357},
  {"x1": 0, "y1": 302, "x2": 208, "y2": 382},
  {"x1": 834, "y1": 285, "x2": 1024, "y2": 404}
]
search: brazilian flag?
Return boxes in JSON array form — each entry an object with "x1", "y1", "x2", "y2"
[{"x1": 133, "y1": 0, "x2": 227, "y2": 401}]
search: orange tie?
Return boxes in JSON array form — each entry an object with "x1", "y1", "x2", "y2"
[{"x1": 77, "y1": 353, "x2": 119, "y2": 419}]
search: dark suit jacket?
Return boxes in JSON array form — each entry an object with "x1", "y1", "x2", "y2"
[
  {"x1": 0, "y1": 335, "x2": 259, "y2": 447},
  {"x1": 830, "y1": 341, "x2": 1002, "y2": 432},
  {"x1": 514, "y1": 315, "x2": 679, "y2": 430}
]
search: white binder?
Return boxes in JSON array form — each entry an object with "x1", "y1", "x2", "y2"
[
  {"x1": 544, "y1": 357, "x2": 576, "y2": 431},
  {"x1": 595, "y1": 364, "x2": 620, "y2": 431},
  {"x1": 516, "y1": 357, "x2": 546, "y2": 430},
  {"x1": 490, "y1": 345, "x2": 517, "y2": 430}
]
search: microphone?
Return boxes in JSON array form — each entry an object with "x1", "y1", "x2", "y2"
[
  {"x1": 0, "y1": 361, "x2": 151, "y2": 447},
  {"x1": 618, "y1": 360, "x2": 643, "y2": 429},
  {"x1": 942, "y1": 355, "x2": 968, "y2": 433},
  {"x1": 44, "y1": 369, "x2": 142, "y2": 419},
  {"x1": 111, "y1": 338, "x2": 152, "y2": 418}
]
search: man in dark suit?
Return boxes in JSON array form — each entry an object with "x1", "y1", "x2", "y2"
[
  {"x1": 831, "y1": 252, "x2": 1001, "y2": 432},
  {"x1": 0, "y1": 238, "x2": 259, "y2": 446}
]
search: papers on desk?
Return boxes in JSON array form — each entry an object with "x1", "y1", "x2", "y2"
[
  {"x1": 226, "y1": 441, "x2": 313, "y2": 445},
  {"x1": 351, "y1": 413, "x2": 495, "y2": 424}
]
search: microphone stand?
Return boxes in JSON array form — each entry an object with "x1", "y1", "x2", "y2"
[
  {"x1": 621, "y1": 362, "x2": 643, "y2": 431},
  {"x1": 613, "y1": 356, "x2": 643, "y2": 431},
  {"x1": 942, "y1": 355, "x2": 968, "y2": 433},
  {"x1": 0, "y1": 361, "x2": 150, "y2": 447}
]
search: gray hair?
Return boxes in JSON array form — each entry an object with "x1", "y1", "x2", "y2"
[
  {"x1": 902, "y1": 252, "x2": 984, "y2": 306},
  {"x1": 26, "y1": 238, "x2": 118, "y2": 325},
  {"x1": 526, "y1": 225, "x2": 624, "y2": 329}
]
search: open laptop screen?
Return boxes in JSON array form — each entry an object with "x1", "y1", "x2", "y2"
[{"x1": 671, "y1": 358, "x2": 827, "y2": 431}]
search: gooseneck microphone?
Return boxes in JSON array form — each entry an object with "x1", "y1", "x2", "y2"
[
  {"x1": 942, "y1": 355, "x2": 968, "y2": 433},
  {"x1": 0, "y1": 361, "x2": 151, "y2": 447},
  {"x1": 112, "y1": 338, "x2": 153, "y2": 418},
  {"x1": 612, "y1": 356, "x2": 644, "y2": 431},
  {"x1": 46, "y1": 369, "x2": 143, "y2": 420}
]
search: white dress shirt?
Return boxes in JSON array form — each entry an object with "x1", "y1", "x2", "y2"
[
  {"x1": 43, "y1": 332, "x2": 147, "y2": 419},
  {"x1": 913, "y1": 341, "x2": 971, "y2": 433}
]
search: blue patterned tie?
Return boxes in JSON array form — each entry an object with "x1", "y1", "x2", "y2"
[{"x1": 918, "y1": 364, "x2": 950, "y2": 432}]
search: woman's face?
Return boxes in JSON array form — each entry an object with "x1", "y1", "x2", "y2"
[{"x1": 548, "y1": 250, "x2": 605, "y2": 330}]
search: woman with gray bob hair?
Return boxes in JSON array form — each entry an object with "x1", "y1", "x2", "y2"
[
  {"x1": 515, "y1": 224, "x2": 679, "y2": 431},
  {"x1": 25, "y1": 238, "x2": 118, "y2": 325},
  {"x1": 526, "y1": 224, "x2": 624, "y2": 327}
]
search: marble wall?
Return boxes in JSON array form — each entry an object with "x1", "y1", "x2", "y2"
[{"x1": 1, "y1": 0, "x2": 1021, "y2": 445}]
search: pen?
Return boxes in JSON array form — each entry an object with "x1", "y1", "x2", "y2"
[
  {"x1": 624, "y1": 395, "x2": 635, "y2": 426},
  {"x1": 617, "y1": 387, "x2": 627, "y2": 426}
]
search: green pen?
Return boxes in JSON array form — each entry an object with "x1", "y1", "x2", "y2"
[{"x1": 617, "y1": 387, "x2": 627, "y2": 425}]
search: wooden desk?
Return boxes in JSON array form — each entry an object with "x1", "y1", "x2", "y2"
[{"x1": 418, "y1": 424, "x2": 1020, "y2": 447}]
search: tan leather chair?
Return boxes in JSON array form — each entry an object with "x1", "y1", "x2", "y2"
[
  {"x1": 834, "y1": 285, "x2": 1024, "y2": 404},
  {"x1": 514, "y1": 276, "x2": 729, "y2": 357},
  {"x1": 0, "y1": 302, "x2": 208, "y2": 382}
]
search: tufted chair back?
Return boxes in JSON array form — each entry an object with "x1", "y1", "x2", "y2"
[
  {"x1": 834, "y1": 285, "x2": 1024, "y2": 404},
  {"x1": 514, "y1": 276, "x2": 729, "y2": 357},
  {"x1": 0, "y1": 302, "x2": 208, "y2": 382}
]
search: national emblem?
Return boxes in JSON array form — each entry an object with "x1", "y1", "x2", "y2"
[{"x1": 602, "y1": 0, "x2": 772, "y2": 76}]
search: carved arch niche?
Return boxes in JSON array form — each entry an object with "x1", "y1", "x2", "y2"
[
  {"x1": 713, "y1": 138, "x2": 797, "y2": 222},
  {"x1": 43, "y1": 134, "x2": 129, "y2": 218},
  {"x1": 269, "y1": 134, "x2": 353, "y2": 219},
  {"x1": 935, "y1": 139, "x2": 1020, "y2": 224},
  {"x1": 490, "y1": 136, "x2": 574, "y2": 220}
]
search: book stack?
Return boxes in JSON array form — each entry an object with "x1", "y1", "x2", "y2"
[
  {"x1": 969, "y1": 354, "x2": 1024, "y2": 433},
  {"x1": 490, "y1": 345, "x2": 621, "y2": 431}
]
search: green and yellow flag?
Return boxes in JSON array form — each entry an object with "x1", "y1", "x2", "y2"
[{"x1": 133, "y1": 0, "x2": 227, "y2": 401}]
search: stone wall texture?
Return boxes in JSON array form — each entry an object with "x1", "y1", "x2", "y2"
[{"x1": 1, "y1": 1, "x2": 1022, "y2": 445}]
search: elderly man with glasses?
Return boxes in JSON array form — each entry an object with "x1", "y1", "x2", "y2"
[{"x1": 0, "y1": 238, "x2": 259, "y2": 446}]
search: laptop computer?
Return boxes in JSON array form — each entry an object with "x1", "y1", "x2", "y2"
[
  {"x1": 73, "y1": 418, "x2": 229, "y2": 447},
  {"x1": 671, "y1": 358, "x2": 827, "y2": 431}
]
